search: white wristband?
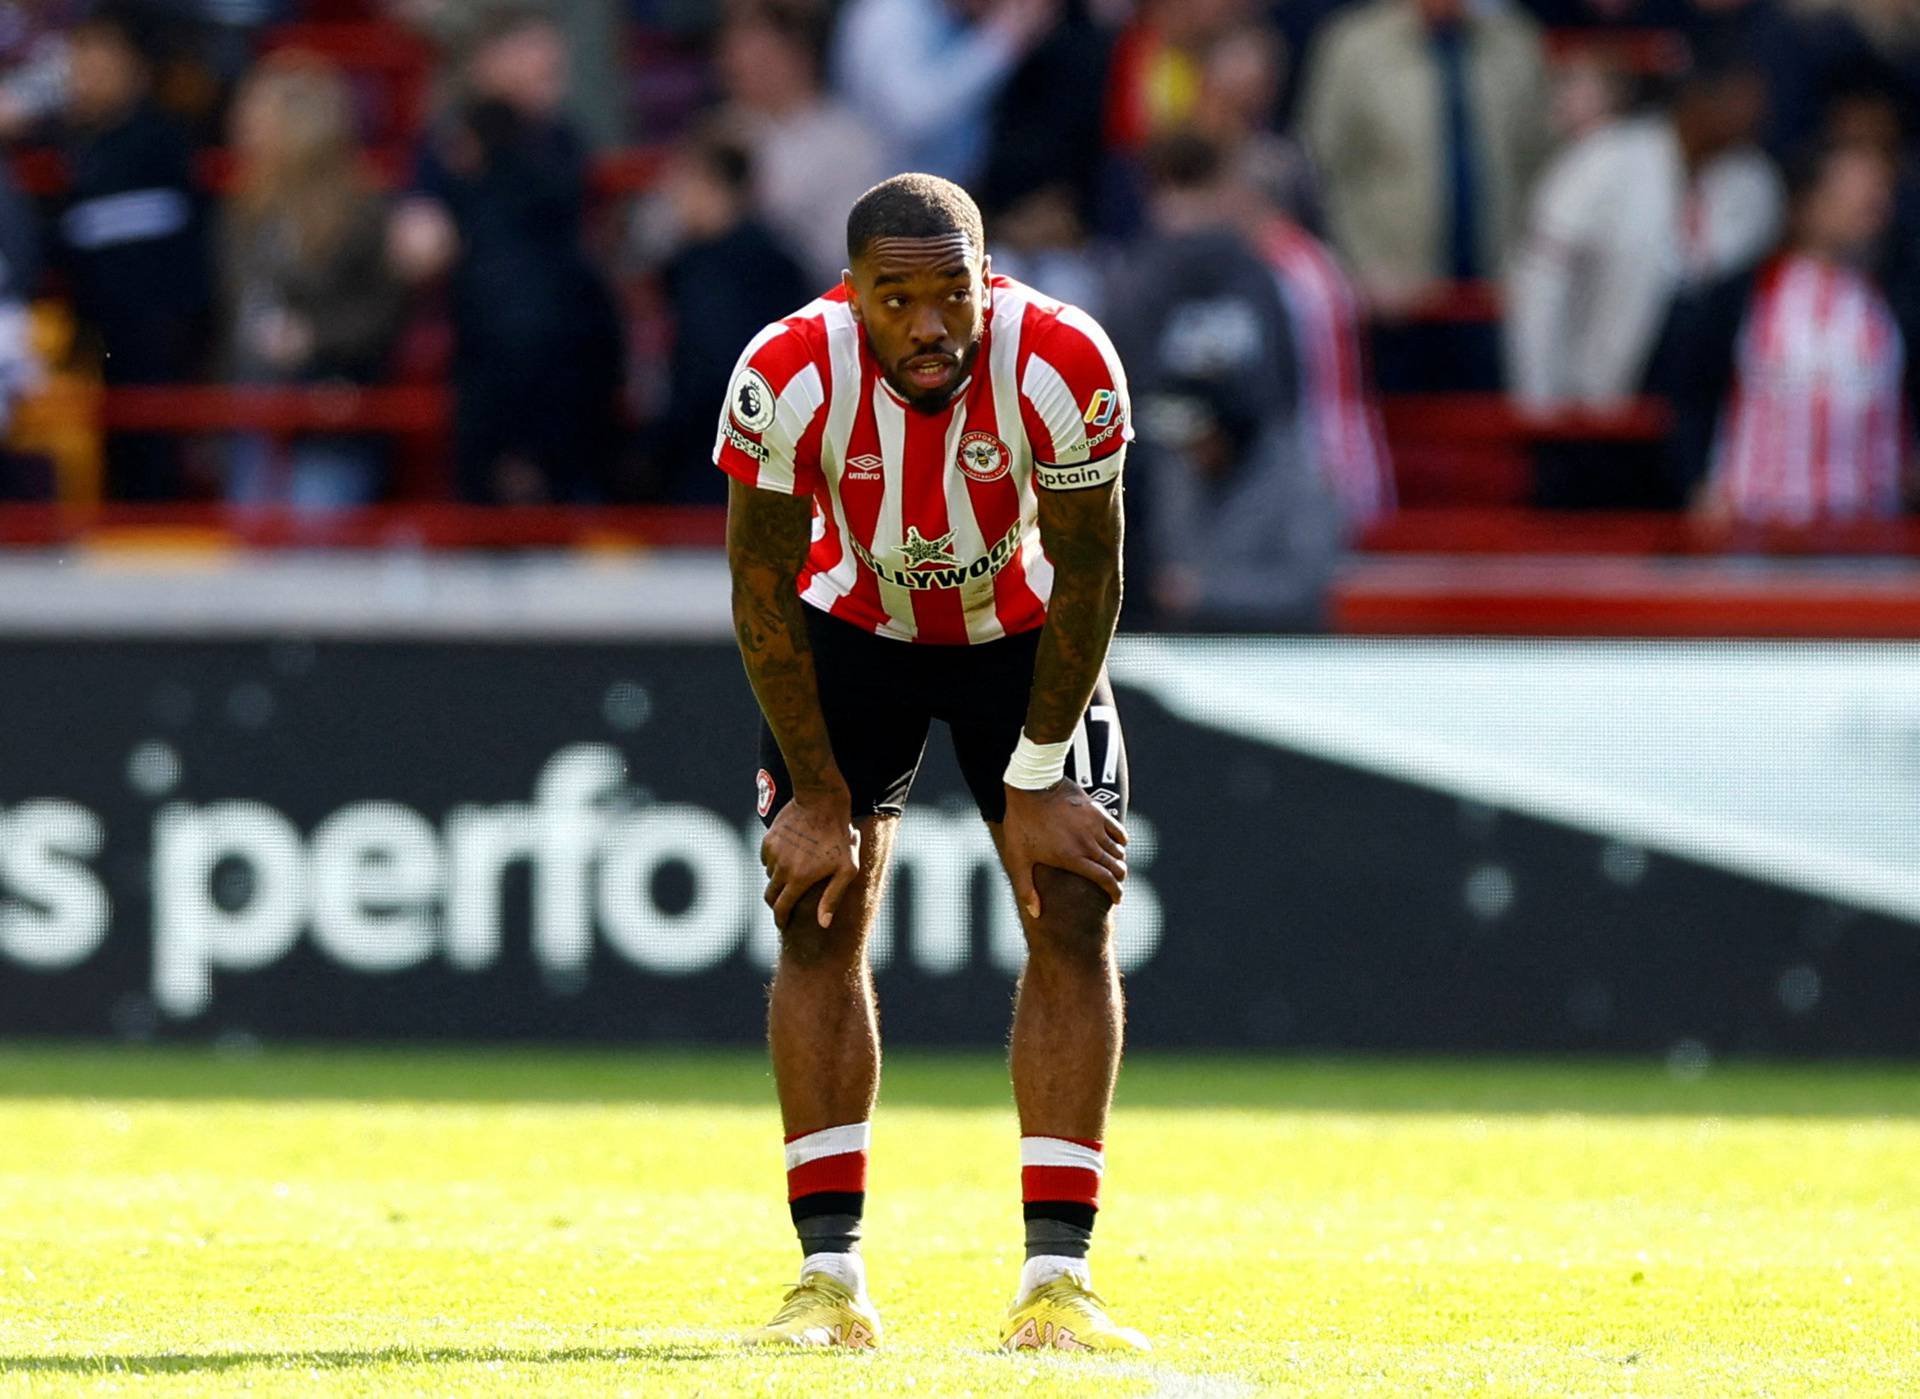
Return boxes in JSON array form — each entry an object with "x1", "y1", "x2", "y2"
[{"x1": 1003, "y1": 732, "x2": 1072, "y2": 790}]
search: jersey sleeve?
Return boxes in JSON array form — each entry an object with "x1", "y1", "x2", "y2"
[
  {"x1": 1017, "y1": 304, "x2": 1133, "y2": 491},
  {"x1": 712, "y1": 321, "x2": 827, "y2": 496}
]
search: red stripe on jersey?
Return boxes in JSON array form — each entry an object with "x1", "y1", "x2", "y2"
[
  {"x1": 790, "y1": 402, "x2": 837, "y2": 581},
  {"x1": 825, "y1": 360, "x2": 890, "y2": 631},
  {"x1": 902, "y1": 398, "x2": 969, "y2": 645},
  {"x1": 960, "y1": 371, "x2": 1047, "y2": 637}
]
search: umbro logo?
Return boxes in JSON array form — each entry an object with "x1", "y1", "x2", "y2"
[
  {"x1": 845, "y1": 454, "x2": 883, "y2": 480},
  {"x1": 1088, "y1": 788, "x2": 1120, "y2": 808}
]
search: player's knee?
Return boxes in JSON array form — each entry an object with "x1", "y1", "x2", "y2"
[
  {"x1": 1025, "y1": 868, "x2": 1114, "y2": 969},
  {"x1": 778, "y1": 888, "x2": 863, "y2": 968}
]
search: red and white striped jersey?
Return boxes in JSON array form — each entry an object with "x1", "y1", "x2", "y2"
[
  {"x1": 1262, "y1": 220, "x2": 1396, "y2": 531},
  {"x1": 714, "y1": 274, "x2": 1131, "y2": 645},
  {"x1": 1711, "y1": 254, "x2": 1910, "y2": 524}
]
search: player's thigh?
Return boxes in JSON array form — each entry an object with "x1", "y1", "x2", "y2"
[
  {"x1": 754, "y1": 611, "x2": 934, "y2": 827},
  {"x1": 947, "y1": 644, "x2": 1129, "y2": 827}
]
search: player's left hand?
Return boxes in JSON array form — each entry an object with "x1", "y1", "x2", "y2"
[{"x1": 1001, "y1": 780, "x2": 1127, "y2": 919}]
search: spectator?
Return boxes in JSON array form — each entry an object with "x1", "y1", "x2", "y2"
[
  {"x1": 1689, "y1": 0, "x2": 1879, "y2": 156},
  {"x1": 1673, "y1": 143, "x2": 1911, "y2": 524},
  {"x1": 831, "y1": 0, "x2": 1057, "y2": 185},
  {"x1": 1259, "y1": 214, "x2": 1397, "y2": 535},
  {"x1": 1098, "y1": 0, "x2": 1247, "y2": 232},
  {"x1": 388, "y1": 0, "x2": 629, "y2": 148},
  {"x1": 0, "y1": 159, "x2": 40, "y2": 446},
  {"x1": 391, "y1": 5, "x2": 623, "y2": 503},
  {"x1": 715, "y1": 0, "x2": 885, "y2": 289},
  {"x1": 1191, "y1": 19, "x2": 1321, "y2": 230},
  {"x1": 1508, "y1": 56, "x2": 1783, "y2": 411},
  {"x1": 1109, "y1": 133, "x2": 1339, "y2": 633},
  {"x1": 1548, "y1": 51, "x2": 1632, "y2": 148},
  {"x1": 976, "y1": 0, "x2": 1113, "y2": 229},
  {"x1": 1301, "y1": 0, "x2": 1550, "y2": 310},
  {"x1": 0, "y1": 1, "x2": 87, "y2": 140},
  {"x1": 647, "y1": 124, "x2": 809, "y2": 503},
  {"x1": 988, "y1": 181, "x2": 1107, "y2": 318},
  {"x1": 1102, "y1": 0, "x2": 1247, "y2": 153},
  {"x1": 53, "y1": 2, "x2": 210, "y2": 501},
  {"x1": 1822, "y1": 77, "x2": 1920, "y2": 412},
  {"x1": 222, "y1": 54, "x2": 407, "y2": 510}
]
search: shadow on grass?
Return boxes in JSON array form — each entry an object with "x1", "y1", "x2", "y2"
[
  {"x1": 1, "y1": 1045, "x2": 1917, "y2": 1118},
  {"x1": 0, "y1": 1342, "x2": 738, "y2": 1376}
]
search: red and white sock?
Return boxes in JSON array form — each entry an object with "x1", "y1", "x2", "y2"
[
  {"x1": 786, "y1": 1122, "x2": 870, "y2": 1291},
  {"x1": 1021, "y1": 1134, "x2": 1104, "y2": 1213},
  {"x1": 785, "y1": 1122, "x2": 871, "y2": 1202},
  {"x1": 1020, "y1": 1135, "x2": 1102, "y2": 1294}
]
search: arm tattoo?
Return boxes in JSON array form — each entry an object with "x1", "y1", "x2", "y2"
[
  {"x1": 726, "y1": 478, "x2": 846, "y2": 799},
  {"x1": 1026, "y1": 480, "x2": 1124, "y2": 745}
]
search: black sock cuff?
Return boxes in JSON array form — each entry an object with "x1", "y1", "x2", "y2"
[
  {"x1": 791, "y1": 1190, "x2": 866, "y2": 1225},
  {"x1": 1023, "y1": 1200, "x2": 1097, "y2": 1232}
]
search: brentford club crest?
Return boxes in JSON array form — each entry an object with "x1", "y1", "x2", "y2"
[
  {"x1": 956, "y1": 431, "x2": 1011, "y2": 483},
  {"x1": 755, "y1": 768, "x2": 776, "y2": 817}
]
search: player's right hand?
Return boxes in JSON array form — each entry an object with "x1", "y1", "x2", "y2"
[{"x1": 761, "y1": 793, "x2": 861, "y2": 930}]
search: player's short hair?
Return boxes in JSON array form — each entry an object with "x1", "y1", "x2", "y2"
[{"x1": 845, "y1": 173, "x2": 986, "y2": 266}]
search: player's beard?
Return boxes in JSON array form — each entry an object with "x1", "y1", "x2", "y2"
[{"x1": 887, "y1": 336, "x2": 983, "y2": 415}]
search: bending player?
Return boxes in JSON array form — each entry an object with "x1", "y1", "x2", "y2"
[{"x1": 719, "y1": 173, "x2": 1145, "y2": 1352}]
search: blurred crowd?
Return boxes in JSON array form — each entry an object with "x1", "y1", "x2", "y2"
[{"x1": 0, "y1": 0, "x2": 1912, "y2": 625}]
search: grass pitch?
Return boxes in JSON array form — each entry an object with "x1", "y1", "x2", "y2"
[{"x1": 0, "y1": 1049, "x2": 1916, "y2": 1397}]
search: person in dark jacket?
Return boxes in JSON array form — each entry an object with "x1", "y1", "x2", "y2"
[
  {"x1": 53, "y1": 3, "x2": 211, "y2": 500},
  {"x1": 1107, "y1": 132, "x2": 1339, "y2": 632},
  {"x1": 647, "y1": 125, "x2": 810, "y2": 503},
  {"x1": 389, "y1": 4, "x2": 622, "y2": 504}
]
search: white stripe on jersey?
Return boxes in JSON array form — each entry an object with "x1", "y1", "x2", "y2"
[
  {"x1": 1020, "y1": 352, "x2": 1086, "y2": 462},
  {"x1": 870, "y1": 379, "x2": 916, "y2": 640},
  {"x1": 799, "y1": 300, "x2": 867, "y2": 614}
]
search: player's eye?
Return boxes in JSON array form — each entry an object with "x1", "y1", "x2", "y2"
[
  {"x1": 949, "y1": 289, "x2": 971, "y2": 303},
  {"x1": 883, "y1": 296, "x2": 907, "y2": 310}
]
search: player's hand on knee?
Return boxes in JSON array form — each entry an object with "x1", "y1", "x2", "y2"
[
  {"x1": 761, "y1": 794, "x2": 861, "y2": 930},
  {"x1": 1001, "y1": 780, "x2": 1127, "y2": 918}
]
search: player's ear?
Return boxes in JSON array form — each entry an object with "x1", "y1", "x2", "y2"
[{"x1": 842, "y1": 269, "x2": 862, "y2": 323}]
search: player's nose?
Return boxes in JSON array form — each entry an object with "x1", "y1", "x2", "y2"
[{"x1": 907, "y1": 304, "x2": 948, "y2": 347}]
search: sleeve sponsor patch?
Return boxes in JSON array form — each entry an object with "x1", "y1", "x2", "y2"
[
  {"x1": 1083, "y1": 389, "x2": 1121, "y2": 427},
  {"x1": 729, "y1": 367, "x2": 778, "y2": 433}
]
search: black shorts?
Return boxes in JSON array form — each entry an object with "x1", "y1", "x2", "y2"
[{"x1": 755, "y1": 606, "x2": 1128, "y2": 827}]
